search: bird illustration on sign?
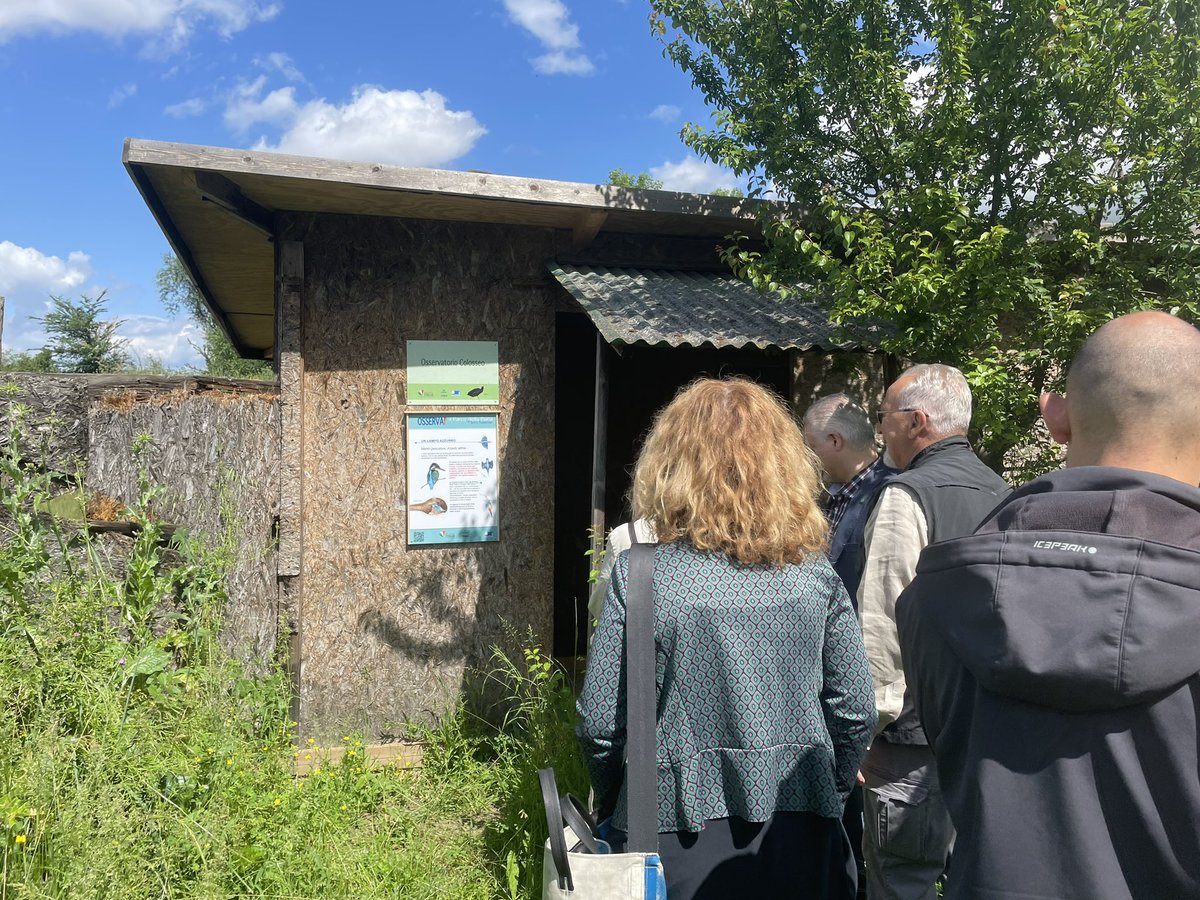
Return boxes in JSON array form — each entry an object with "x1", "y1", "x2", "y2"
[
  {"x1": 409, "y1": 497, "x2": 448, "y2": 515},
  {"x1": 480, "y1": 458, "x2": 494, "y2": 474},
  {"x1": 467, "y1": 386, "x2": 485, "y2": 397},
  {"x1": 425, "y1": 463, "x2": 445, "y2": 491}
]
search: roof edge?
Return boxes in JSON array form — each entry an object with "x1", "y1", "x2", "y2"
[
  {"x1": 122, "y1": 139, "x2": 266, "y2": 360},
  {"x1": 122, "y1": 138, "x2": 764, "y2": 221}
]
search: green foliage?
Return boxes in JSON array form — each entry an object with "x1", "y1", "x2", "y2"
[
  {"x1": 33, "y1": 292, "x2": 128, "y2": 374},
  {"x1": 651, "y1": 0, "x2": 1200, "y2": 471},
  {"x1": 0, "y1": 349, "x2": 57, "y2": 373},
  {"x1": 607, "y1": 168, "x2": 665, "y2": 190},
  {"x1": 0, "y1": 402, "x2": 584, "y2": 897},
  {"x1": 157, "y1": 254, "x2": 274, "y2": 380}
]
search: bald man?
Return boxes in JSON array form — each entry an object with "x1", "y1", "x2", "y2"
[{"x1": 896, "y1": 311, "x2": 1200, "y2": 900}]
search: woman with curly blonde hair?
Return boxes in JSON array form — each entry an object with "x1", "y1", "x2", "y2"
[{"x1": 578, "y1": 378, "x2": 877, "y2": 899}]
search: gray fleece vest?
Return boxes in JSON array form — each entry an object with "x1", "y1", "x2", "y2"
[{"x1": 880, "y1": 436, "x2": 1010, "y2": 745}]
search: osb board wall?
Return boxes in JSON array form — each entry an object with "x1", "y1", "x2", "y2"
[
  {"x1": 88, "y1": 388, "x2": 282, "y2": 665},
  {"x1": 280, "y1": 212, "x2": 558, "y2": 739},
  {"x1": 792, "y1": 351, "x2": 890, "y2": 419},
  {"x1": 0, "y1": 374, "x2": 90, "y2": 474}
]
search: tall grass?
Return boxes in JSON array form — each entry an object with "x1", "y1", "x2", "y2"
[{"x1": 0, "y1": 393, "x2": 586, "y2": 899}]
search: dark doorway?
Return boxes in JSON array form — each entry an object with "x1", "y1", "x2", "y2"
[
  {"x1": 603, "y1": 344, "x2": 793, "y2": 528},
  {"x1": 552, "y1": 312, "x2": 599, "y2": 658},
  {"x1": 552, "y1": 323, "x2": 793, "y2": 658}
]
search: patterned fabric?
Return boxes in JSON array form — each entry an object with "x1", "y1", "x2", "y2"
[
  {"x1": 826, "y1": 456, "x2": 890, "y2": 535},
  {"x1": 576, "y1": 540, "x2": 877, "y2": 834}
]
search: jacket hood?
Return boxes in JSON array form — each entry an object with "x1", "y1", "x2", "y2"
[{"x1": 903, "y1": 467, "x2": 1200, "y2": 712}]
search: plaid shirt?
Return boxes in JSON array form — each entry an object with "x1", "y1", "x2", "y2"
[{"x1": 826, "y1": 456, "x2": 889, "y2": 534}]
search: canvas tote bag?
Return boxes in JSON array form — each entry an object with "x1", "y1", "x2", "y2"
[{"x1": 540, "y1": 538, "x2": 666, "y2": 899}]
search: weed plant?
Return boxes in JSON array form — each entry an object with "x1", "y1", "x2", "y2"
[{"x1": 0, "y1": 394, "x2": 586, "y2": 899}]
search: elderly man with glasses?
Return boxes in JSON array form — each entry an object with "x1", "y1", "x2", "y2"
[{"x1": 858, "y1": 364, "x2": 1010, "y2": 900}]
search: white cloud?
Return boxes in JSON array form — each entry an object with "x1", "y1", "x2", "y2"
[
  {"x1": 650, "y1": 157, "x2": 741, "y2": 194},
  {"x1": 0, "y1": 0, "x2": 280, "y2": 51},
  {"x1": 108, "y1": 82, "x2": 138, "y2": 109},
  {"x1": 230, "y1": 81, "x2": 487, "y2": 167},
  {"x1": 224, "y1": 76, "x2": 298, "y2": 131},
  {"x1": 120, "y1": 315, "x2": 204, "y2": 368},
  {"x1": 533, "y1": 50, "x2": 593, "y2": 75},
  {"x1": 255, "y1": 51, "x2": 304, "y2": 82},
  {"x1": 0, "y1": 241, "x2": 97, "y2": 355},
  {"x1": 164, "y1": 97, "x2": 206, "y2": 117},
  {"x1": 0, "y1": 241, "x2": 92, "y2": 294},
  {"x1": 648, "y1": 104, "x2": 681, "y2": 123},
  {"x1": 503, "y1": 0, "x2": 594, "y2": 76}
]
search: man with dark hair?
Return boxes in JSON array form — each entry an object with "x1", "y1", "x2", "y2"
[
  {"x1": 897, "y1": 311, "x2": 1200, "y2": 899},
  {"x1": 858, "y1": 364, "x2": 1010, "y2": 900}
]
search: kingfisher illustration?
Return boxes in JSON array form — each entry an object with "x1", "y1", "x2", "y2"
[
  {"x1": 425, "y1": 463, "x2": 445, "y2": 491},
  {"x1": 480, "y1": 458, "x2": 494, "y2": 475},
  {"x1": 480, "y1": 435, "x2": 489, "y2": 449}
]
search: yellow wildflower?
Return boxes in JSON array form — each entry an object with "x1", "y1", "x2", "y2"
[{"x1": 15, "y1": 835, "x2": 26, "y2": 845}]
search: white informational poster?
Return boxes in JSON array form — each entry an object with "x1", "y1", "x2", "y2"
[{"x1": 406, "y1": 413, "x2": 499, "y2": 545}]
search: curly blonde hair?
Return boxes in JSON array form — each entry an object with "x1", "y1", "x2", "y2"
[{"x1": 631, "y1": 377, "x2": 829, "y2": 566}]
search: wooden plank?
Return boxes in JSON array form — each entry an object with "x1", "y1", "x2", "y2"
[
  {"x1": 276, "y1": 240, "x2": 304, "y2": 580},
  {"x1": 195, "y1": 171, "x2": 276, "y2": 238},
  {"x1": 124, "y1": 138, "x2": 773, "y2": 224},
  {"x1": 589, "y1": 332, "x2": 609, "y2": 572},
  {"x1": 292, "y1": 741, "x2": 424, "y2": 775},
  {"x1": 572, "y1": 210, "x2": 608, "y2": 252}
]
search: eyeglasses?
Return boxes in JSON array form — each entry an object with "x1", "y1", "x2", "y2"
[{"x1": 874, "y1": 407, "x2": 919, "y2": 424}]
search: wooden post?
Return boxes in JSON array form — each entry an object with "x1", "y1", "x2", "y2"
[
  {"x1": 589, "y1": 332, "x2": 610, "y2": 583},
  {"x1": 276, "y1": 239, "x2": 304, "y2": 734}
]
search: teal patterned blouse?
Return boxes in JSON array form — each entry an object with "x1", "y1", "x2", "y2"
[{"x1": 576, "y1": 540, "x2": 877, "y2": 834}]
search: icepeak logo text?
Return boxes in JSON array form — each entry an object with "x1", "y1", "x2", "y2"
[{"x1": 1033, "y1": 540, "x2": 1098, "y2": 554}]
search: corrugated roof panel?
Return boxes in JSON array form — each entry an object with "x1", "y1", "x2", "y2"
[{"x1": 549, "y1": 264, "x2": 868, "y2": 351}]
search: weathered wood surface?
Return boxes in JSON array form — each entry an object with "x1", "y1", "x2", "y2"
[
  {"x1": 281, "y1": 212, "x2": 557, "y2": 739},
  {"x1": 0, "y1": 374, "x2": 90, "y2": 475},
  {"x1": 292, "y1": 741, "x2": 423, "y2": 776},
  {"x1": 125, "y1": 139, "x2": 765, "y2": 225},
  {"x1": 88, "y1": 385, "x2": 282, "y2": 665}
]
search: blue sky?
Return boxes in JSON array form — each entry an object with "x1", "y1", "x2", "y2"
[{"x1": 0, "y1": 0, "x2": 736, "y2": 367}]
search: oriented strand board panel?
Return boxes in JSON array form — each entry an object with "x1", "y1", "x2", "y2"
[
  {"x1": 87, "y1": 386, "x2": 282, "y2": 666},
  {"x1": 288, "y1": 213, "x2": 557, "y2": 739}
]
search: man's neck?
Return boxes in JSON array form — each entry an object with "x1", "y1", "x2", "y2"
[{"x1": 836, "y1": 451, "x2": 879, "y2": 483}]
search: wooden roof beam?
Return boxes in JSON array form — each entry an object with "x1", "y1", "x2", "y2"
[
  {"x1": 571, "y1": 210, "x2": 608, "y2": 251},
  {"x1": 195, "y1": 171, "x2": 275, "y2": 240}
]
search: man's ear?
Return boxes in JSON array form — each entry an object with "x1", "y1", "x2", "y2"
[
  {"x1": 1040, "y1": 392, "x2": 1071, "y2": 445},
  {"x1": 828, "y1": 432, "x2": 844, "y2": 452}
]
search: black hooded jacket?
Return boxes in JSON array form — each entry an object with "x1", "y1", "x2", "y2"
[{"x1": 896, "y1": 466, "x2": 1200, "y2": 900}]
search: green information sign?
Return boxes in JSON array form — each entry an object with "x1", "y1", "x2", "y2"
[{"x1": 406, "y1": 340, "x2": 499, "y2": 405}]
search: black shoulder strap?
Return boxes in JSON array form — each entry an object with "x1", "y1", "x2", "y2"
[
  {"x1": 539, "y1": 768, "x2": 573, "y2": 890},
  {"x1": 625, "y1": 538, "x2": 659, "y2": 853}
]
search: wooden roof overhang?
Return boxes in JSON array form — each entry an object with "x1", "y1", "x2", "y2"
[{"x1": 123, "y1": 139, "x2": 770, "y2": 360}]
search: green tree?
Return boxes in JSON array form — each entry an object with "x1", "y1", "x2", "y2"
[
  {"x1": 157, "y1": 255, "x2": 273, "y2": 380},
  {"x1": 651, "y1": 0, "x2": 1200, "y2": 472},
  {"x1": 35, "y1": 292, "x2": 128, "y2": 374},
  {"x1": 608, "y1": 168, "x2": 666, "y2": 190},
  {"x1": 0, "y1": 348, "x2": 57, "y2": 373}
]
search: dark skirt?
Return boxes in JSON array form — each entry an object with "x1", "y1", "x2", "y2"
[{"x1": 617, "y1": 812, "x2": 857, "y2": 900}]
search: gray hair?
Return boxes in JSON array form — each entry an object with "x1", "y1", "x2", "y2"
[
  {"x1": 895, "y1": 364, "x2": 972, "y2": 437},
  {"x1": 803, "y1": 392, "x2": 876, "y2": 450}
]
